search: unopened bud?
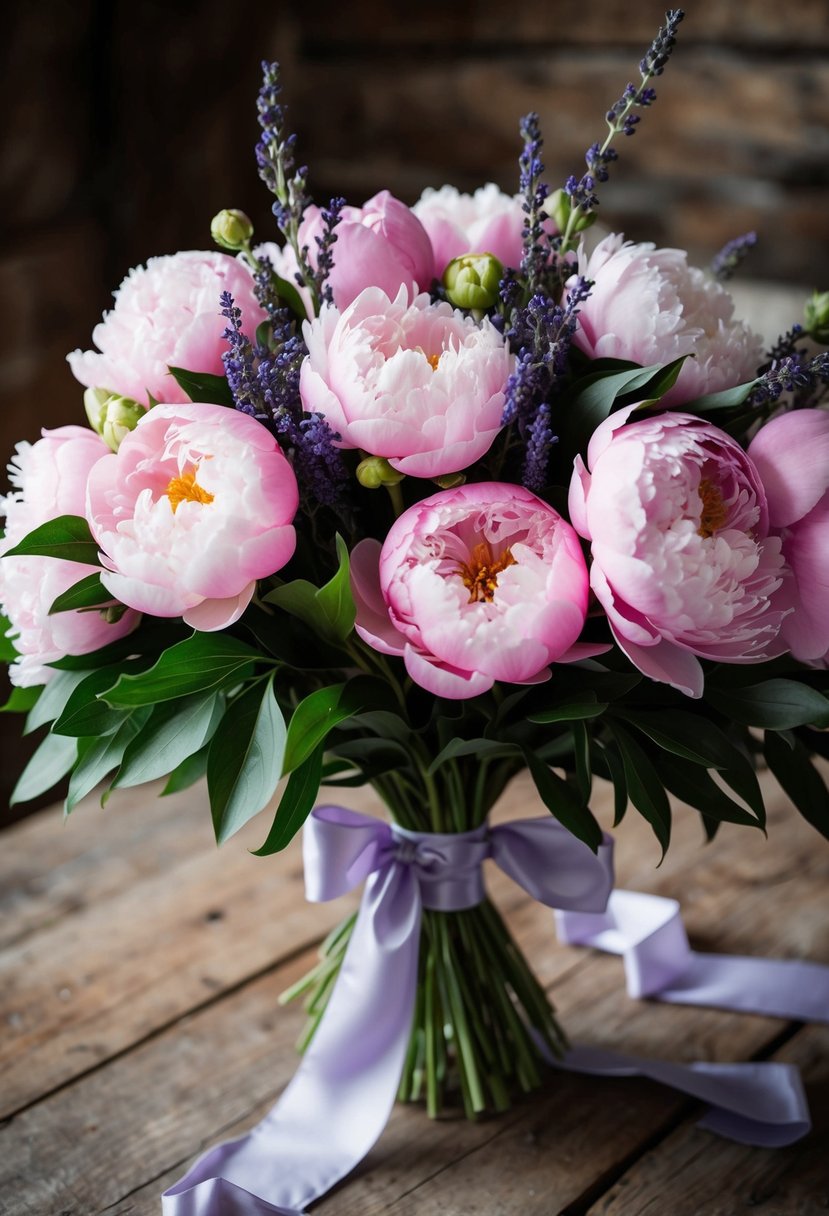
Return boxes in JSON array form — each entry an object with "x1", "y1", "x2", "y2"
[
  {"x1": 99, "y1": 395, "x2": 144, "y2": 452},
  {"x1": 543, "y1": 188, "x2": 571, "y2": 233},
  {"x1": 210, "y1": 208, "x2": 254, "y2": 252},
  {"x1": 356, "y1": 455, "x2": 405, "y2": 490},
  {"x1": 805, "y1": 290, "x2": 829, "y2": 344},
  {"x1": 442, "y1": 252, "x2": 504, "y2": 311},
  {"x1": 102, "y1": 603, "x2": 129, "y2": 625},
  {"x1": 84, "y1": 387, "x2": 113, "y2": 435},
  {"x1": 433, "y1": 472, "x2": 466, "y2": 489}
]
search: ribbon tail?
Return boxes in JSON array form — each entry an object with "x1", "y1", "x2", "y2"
[
  {"x1": 557, "y1": 1044, "x2": 811, "y2": 1147},
  {"x1": 163, "y1": 863, "x2": 421, "y2": 1216}
]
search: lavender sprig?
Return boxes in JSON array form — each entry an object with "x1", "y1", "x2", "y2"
[
  {"x1": 749, "y1": 351, "x2": 829, "y2": 410},
  {"x1": 710, "y1": 231, "x2": 758, "y2": 282},
  {"x1": 763, "y1": 322, "x2": 806, "y2": 368},
  {"x1": 220, "y1": 291, "x2": 264, "y2": 417},
  {"x1": 523, "y1": 402, "x2": 558, "y2": 494},
  {"x1": 314, "y1": 197, "x2": 346, "y2": 307},
  {"x1": 559, "y1": 9, "x2": 685, "y2": 251},
  {"x1": 255, "y1": 61, "x2": 318, "y2": 308},
  {"x1": 518, "y1": 113, "x2": 551, "y2": 298}
]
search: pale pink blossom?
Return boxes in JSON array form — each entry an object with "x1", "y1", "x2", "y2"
[
  {"x1": 68, "y1": 251, "x2": 266, "y2": 407},
  {"x1": 569, "y1": 406, "x2": 790, "y2": 698},
  {"x1": 300, "y1": 286, "x2": 514, "y2": 478},
  {"x1": 571, "y1": 235, "x2": 763, "y2": 406},
  {"x1": 413, "y1": 183, "x2": 527, "y2": 280},
  {"x1": 0, "y1": 426, "x2": 139, "y2": 685},
  {"x1": 748, "y1": 408, "x2": 829, "y2": 663},
  {"x1": 299, "y1": 191, "x2": 434, "y2": 310},
  {"x1": 351, "y1": 482, "x2": 595, "y2": 699},
  {"x1": 86, "y1": 403, "x2": 298, "y2": 631}
]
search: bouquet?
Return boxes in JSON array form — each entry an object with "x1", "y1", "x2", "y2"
[{"x1": 2, "y1": 9, "x2": 829, "y2": 1212}]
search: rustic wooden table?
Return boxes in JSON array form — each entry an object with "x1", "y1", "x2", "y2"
[{"x1": 2, "y1": 764, "x2": 827, "y2": 1216}]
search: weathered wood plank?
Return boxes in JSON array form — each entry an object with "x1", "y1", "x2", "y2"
[
  {"x1": 1, "y1": 771, "x2": 825, "y2": 1214},
  {"x1": 586, "y1": 1025, "x2": 829, "y2": 1215}
]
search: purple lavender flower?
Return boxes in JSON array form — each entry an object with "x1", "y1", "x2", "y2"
[
  {"x1": 710, "y1": 231, "x2": 758, "y2": 282},
  {"x1": 523, "y1": 402, "x2": 558, "y2": 493},
  {"x1": 220, "y1": 291, "x2": 263, "y2": 418},
  {"x1": 518, "y1": 113, "x2": 551, "y2": 297},
  {"x1": 314, "y1": 197, "x2": 346, "y2": 307}
]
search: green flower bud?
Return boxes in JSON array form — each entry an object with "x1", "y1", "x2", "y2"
[
  {"x1": 83, "y1": 387, "x2": 113, "y2": 435},
  {"x1": 210, "y1": 208, "x2": 254, "y2": 252},
  {"x1": 433, "y1": 472, "x2": 466, "y2": 489},
  {"x1": 804, "y1": 290, "x2": 829, "y2": 344},
  {"x1": 100, "y1": 395, "x2": 145, "y2": 452},
  {"x1": 442, "y1": 252, "x2": 504, "y2": 311},
  {"x1": 543, "y1": 188, "x2": 571, "y2": 233},
  {"x1": 356, "y1": 455, "x2": 405, "y2": 490}
]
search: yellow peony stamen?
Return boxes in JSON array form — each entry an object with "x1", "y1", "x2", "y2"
[
  {"x1": 166, "y1": 467, "x2": 214, "y2": 513},
  {"x1": 426, "y1": 352, "x2": 442, "y2": 372},
  {"x1": 456, "y1": 541, "x2": 516, "y2": 604},
  {"x1": 697, "y1": 478, "x2": 728, "y2": 538}
]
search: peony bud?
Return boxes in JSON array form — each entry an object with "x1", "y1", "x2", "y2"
[
  {"x1": 356, "y1": 455, "x2": 405, "y2": 490},
  {"x1": 84, "y1": 386, "x2": 113, "y2": 434},
  {"x1": 99, "y1": 395, "x2": 145, "y2": 452},
  {"x1": 543, "y1": 189, "x2": 596, "y2": 235},
  {"x1": 805, "y1": 290, "x2": 829, "y2": 344},
  {"x1": 210, "y1": 208, "x2": 254, "y2": 252},
  {"x1": 442, "y1": 252, "x2": 504, "y2": 310}
]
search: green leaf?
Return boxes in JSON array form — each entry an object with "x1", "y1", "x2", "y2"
[
  {"x1": 706, "y1": 680, "x2": 829, "y2": 730},
  {"x1": 168, "y1": 366, "x2": 234, "y2": 407},
  {"x1": 208, "y1": 676, "x2": 287, "y2": 844},
  {"x1": 0, "y1": 613, "x2": 18, "y2": 663},
  {"x1": 614, "y1": 708, "x2": 744, "y2": 769},
  {"x1": 649, "y1": 748, "x2": 764, "y2": 830},
  {"x1": 682, "y1": 379, "x2": 759, "y2": 413},
  {"x1": 528, "y1": 699, "x2": 608, "y2": 724},
  {"x1": 252, "y1": 743, "x2": 324, "y2": 856},
  {"x1": 10, "y1": 732, "x2": 78, "y2": 806},
  {"x1": 572, "y1": 721, "x2": 592, "y2": 803},
  {"x1": 0, "y1": 685, "x2": 41, "y2": 714},
  {"x1": 271, "y1": 272, "x2": 309, "y2": 323},
  {"x1": 24, "y1": 669, "x2": 88, "y2": 734},
  {"x1": 764, "y1": 731, "x2": 829, "y2": 842},
  {"x1": 66, "y1": 711, "x2": 152, "y2": 813},
  {"x1": 561, "y1": 358, "x2": 687, "y2": 454},
  {"x1": 521, "y1": 746, "x2": 603, "y2": 852},
  {"x1": 606, "y1": 722, "x2": 671, "y2": 856},
  {"x1": 3, "y1": 515, "x2": 101, "y2": 565},
  {"x1": 265, "y1": 536, "x2": 357, "y2": 646},
  {"x1": 427, "y1": 737, "x2": 520, "y2": 775},
  {"x1": 282, "y1": 680, "x2": 370, "y2": 775},
  {"x1": 52, "y1": 664, "x2": 147, "y2": 737},
  {"x1": 162, "y1": 745, "x2": 209, "y2": 796},
  {"x1": 102, "y1": 633, "x2": 262, "y2": 706},
  {"x1": 328, "y1": 737, "x2": 411, "y2": 781},
  {"x1": 113, "y1": 692, "x2": 220, "y2": 788},
  {"x1": 49, "y1": 573, "x2": 112, "y2": 615}
]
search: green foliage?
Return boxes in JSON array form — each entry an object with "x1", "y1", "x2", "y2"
[
  {"x1": 168, "y1": 366, "x2": 235, "y2": 407},
  {"x1": 706, "y1": 679, "x2": 829, "y2": 730},
  {"x1": 252, "y1": 744, "x2": 325, "y2": 856},
  {"x1": 208, "y1": 675, "x2": 286, "y2": 844},
  {"x1": 101, "y1": 633, "x2": 262, "y2": 707},
  {"x1": 764, "y1": 731, "x2": 829, "y2": 842},
  {"x1": 3, "y1": 515, "x2": 101, "y2": 565},
  {"x1": 264, "y1": 534, "x2": 356, "y2": 645},
  {"x1": 49, "y1": 574, "x2": 112, "y2": 615},
  {"x1": 11, "y1": 732, "x2": 78, "y2": 806}
]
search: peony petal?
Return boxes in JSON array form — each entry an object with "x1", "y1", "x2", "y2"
[
  {"x1": 610, "y1": 626, "x2": 704, "y2": 698},
  {"x1": 183, "y1": 583, "x2": 255, "y2": 632},
  {"x1": 748, "y1": 409, "x2": 829, "y2": 528},
  {"x1": 403, "y1": 643, "x2": 493, "y2": 700}
]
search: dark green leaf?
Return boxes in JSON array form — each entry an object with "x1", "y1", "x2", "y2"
[
  {"x1": 529, "y1": 699, "x2": 608, "y2": 724},
  {"x1": 113, "y1": 692, "x2": 220, "y2": 788},
  {"x1": 0, "y1": 613, "x2": 18, "y2": 662},
  {"x1": 252, "y1": 743, "x2": 324, "y2": 856},
  {"x1": 10, "y1": 732, "x2": 78, "y2": 806},
  {"x1": 208, "y1": 676, "x2": 286, "y2": 844},
  {"x1": 102, "y1": 633, "x2": 261, "y2": 706},
  {"x1": 614, "y1": 708, "x2": 744, "y2": 769},
  {"x1": 521, "y1": 746, "x2": 602, "y2": 852},
  {"x1": 24, "y1": 670, "x2": 88, "y2": 734},
  {"x1": 571, "y1": 721, "x2": 592, "y2": 803},
  {"x1": 682, "y1": 379, "x2": 759, "y2": 413},
  {"x1": 764, "y1": 731, "x2": 829, "y2": 842},
  {"x1": 66, "y1": 711, "x2": 152, "y2": 813},
  {"x1": 706, "y1": 679, "x2": 829, "y2": 730},
  {"x1": 0, "y1": 685, "x2": 41, "y2": 714},
  {"x1": 271, "y1": 272, "x2": 308, "y2": 323},
  {"x1": 162, "y1": 745, "x2": 209, "y2": 796},
  {"x1": 52, "y1": 664, "x2": 148, "y2": 737},
  {"x1": 3, "y1": 515, "x2": 101, "y2": 565},
  {"x1": 561, "y1": 358, "x2": 686, "y2": 454},
  {"x1": 265, "y1": 536, "x2": 356, "y2": 646},
  {"x1": 168, "y1": 366, "x2": 234, "y2": 406},
  {"x1": 649, "y1": 748, "x2": 764, "y2": 829},
  {"x1": 282, "y1": 681, "x2": 367, "y2": 775},
  {"x1": 49, "y1": 573, "x2": 112, "y2": 614},
  {"x1": 606, "y1": 722, "x2": 671, "y2": 856},
  {"x1": 427, "y1": 737, "x2": 519, "y2": 774}
]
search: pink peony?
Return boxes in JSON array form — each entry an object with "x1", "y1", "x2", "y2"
[
  {"x1": 571, "y1": 235, "x2": 763, "y2": 407},
  {"x1": 299, "y1": 191, "x2": 434, "y2": 310},
  {"x1": 85, "y1": 403, "x2": 298, "y2": 631},
  {"x1": 569, "y1": 406, "x2": 790, "y2": 698},
  {"x1": 351, "y1": 482, "x2": 592, "y2": 699},
  {"x1": 68, "y1": 251, "x2": 266, "y2": 407},
  {"x1": 300, "y1": 286, "x2": 514, "y2": 479},
  {"x1": 0, "y1": 426, "x2": 139, "y2": 685},
  {"x1": 748, "y1": 408, "x2": 829, "y2": 663},
  {"x1": 413, "y1": 183, "x2": 527, "y2": 280}
]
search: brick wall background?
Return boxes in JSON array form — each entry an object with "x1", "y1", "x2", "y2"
[{"x1": 2, "y1": 0, "x2": 828, "y2": 817}]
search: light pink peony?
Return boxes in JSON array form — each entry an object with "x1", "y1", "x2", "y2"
[
  {"x1": 748, "y1": 408, "x2": 829, "y2": 663},
  {"x1": 351, "y1": 482, "x2": 593, "y2": 699},
  {"x1": 413, "y1": 183, "x2": 527, "y2": 280},
  {"x1": 299, "y1": 191, "x2": 434, "y2": 310},
  {"x1": 569, "y1": 406, "x2": 790, "y2": 698},
  {"x1": 0, "y1": 426, "x2": 139, "y2": 685},
  {"x1": 68, "y1": 251, "x2": 266, "y2": 407},
  {"x1": 571, "y1": 235, "x2": 763, "y2": 406},
  {"x1": 85, "y1": 403, "x2": 298, "y2": 631},
  {"x1": 300, "y1": 286, "x2": 514, "y2": 478}
]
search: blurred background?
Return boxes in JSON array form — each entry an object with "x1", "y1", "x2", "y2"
[{"x1": 2, "y1": 0, "x2": 828, "y2": 817}]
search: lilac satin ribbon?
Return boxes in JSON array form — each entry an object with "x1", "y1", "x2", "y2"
[{"x1": 163, "y1": 809, "x2": 824, "y2": 1215}]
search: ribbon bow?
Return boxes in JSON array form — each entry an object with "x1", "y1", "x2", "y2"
[{"x1": 163, "y1": 809, "x2": 822, "y2": 1216}]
